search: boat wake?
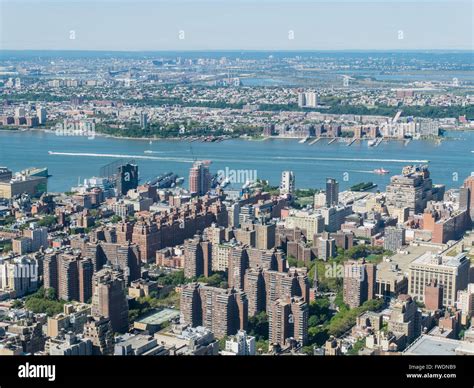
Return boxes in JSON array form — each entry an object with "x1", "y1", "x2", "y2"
[
  {"x1": 272, "y1": 156, "x2": 429, "y2": 163},
  {"x1": 48, "y1": 151, "x2": 193, "y2": 163}
]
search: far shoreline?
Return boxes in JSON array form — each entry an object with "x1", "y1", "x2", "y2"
[{"x1": 0, "y1": 127, "x2": 469, "y2": 144}]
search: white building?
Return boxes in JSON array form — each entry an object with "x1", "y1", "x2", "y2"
[
  {"x1": 408, "y1": 252, "x2": 470, "y2": 307},
  {"x1": 36, "y1": 107, "x2": 47, "y2": 124},
  {"x1": 0, "y1": 256, "x2": 39, "y2": 297},
  {"x1": 222, "y1": 330, "x2": 256, "y2": 355},
  {"x1": 280, "y1": 170, "x2": 295, "y2": 195},
  {"x1": 284, "y1": 210, "x2": 325, "y2": 238},
  {"x1": 297, "y1": 91, "x2": 317, "y2": 108},
  {"x1": 456, "y1": 283, "x2": 474, "y2": 324}
]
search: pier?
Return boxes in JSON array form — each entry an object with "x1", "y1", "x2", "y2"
[{"x1": 309, "y1": 138, "x2": 321, "y2": 145}]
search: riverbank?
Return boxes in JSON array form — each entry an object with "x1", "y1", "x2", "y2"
[{"x1": 2, "y1": 126, "x2": 472, "y2": 144}]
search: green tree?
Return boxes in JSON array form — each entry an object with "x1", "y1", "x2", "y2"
[{"x1": 247, "y1": 311, "x2": 269, "y2": 341}]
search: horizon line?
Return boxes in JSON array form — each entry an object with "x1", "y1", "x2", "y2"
[{"x1": 1, "y1": 48, "x2": 473, "y2": 53}]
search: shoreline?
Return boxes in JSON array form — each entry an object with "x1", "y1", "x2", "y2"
[{"x1": 0, "y1": 127, "x2": 468, "y2": 143}]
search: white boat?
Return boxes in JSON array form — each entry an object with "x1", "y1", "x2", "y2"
[{"x1": 373, "y1": 168, "x2": 390, "y2": 175}]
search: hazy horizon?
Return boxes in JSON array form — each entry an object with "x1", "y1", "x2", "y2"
[{"x1": 1, "y1": 0, "x2": 472, "y2": 51}]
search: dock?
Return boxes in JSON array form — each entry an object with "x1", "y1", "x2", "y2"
[{"x1": 309, "y1": 138, "x2": 321, "y2": 145}]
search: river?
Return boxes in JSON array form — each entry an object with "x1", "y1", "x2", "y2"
[{"x1": 0, "y1": 130, "x2": 472, "y2": 192}]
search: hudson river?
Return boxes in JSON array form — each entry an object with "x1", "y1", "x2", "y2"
[{"x1": 0, "y1": 130, "x2": 473, "y2": 192}]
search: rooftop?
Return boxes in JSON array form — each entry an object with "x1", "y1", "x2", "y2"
[
  {"x1": 404, "y1": 335, "x2": 474, "y2": 356},
  {"x1": 136, "y1": 308, "x2": 179, "y2": 326},
  {"x1": 411, "y1": 251, "x2": 467, "y2": 268},
  {"x1": 377, "y1": 244, "x2": 442, "y2": 281}
]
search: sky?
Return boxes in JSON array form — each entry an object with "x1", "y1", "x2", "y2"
[{"x1": 0, "y1": 0, "x2": 473, "y2": 51}]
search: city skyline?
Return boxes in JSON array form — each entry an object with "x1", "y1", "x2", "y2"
[{"x1": 0, "y1": 0, "x2": 473, "y2": 381}]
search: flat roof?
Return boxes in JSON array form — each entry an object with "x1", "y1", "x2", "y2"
[
  {"x1": 136, "y1": 308, "x2": 179, "y2": 326},
  {"x1": 404, "y1": 335, "x2": 474, "y2": 356},
  {"x1": 411, "y1": 251, "x2": 466, "y2": 268},
  {"x1": 377, "y1": 244, "x2": 442, "y2": 281}
]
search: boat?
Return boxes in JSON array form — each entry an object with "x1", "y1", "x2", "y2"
[
  {"x1": 373, "y1": 168, "x2": 390, "y2": 175},
  {"x1": 368, "y1": 139, "x2": 377, "y2": 147}
]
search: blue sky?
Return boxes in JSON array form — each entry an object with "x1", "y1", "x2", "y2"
[{"x1": 0, "y1": 0, "x2": 472, "y2": 50}]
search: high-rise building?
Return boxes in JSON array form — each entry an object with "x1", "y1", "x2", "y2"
[
  {"x1": 255, "y1": 222, "x2": 276, "y2": 250},
  {"x1": 456, "y1": 283, "x2": 474, "y2": 325},
  {"x1": 318, "y1": 235, "x2": 336, "y2": 261},
  {"x1": 83, "y1": 241, "x2": 141, "y2": 284},
  {"x1": 244, "y1": 267, "x2": 266, "y2": 316},
  {"x1": 386, "y1": 165, "x2": 443, "y2": 214},
  {"x1": 23, "y1": 226, "x2": 48, "y2": 252},
  {"x1": 139, "y1": 112, "x2": 148, "y2": 129},
  {"x1": 132, "y1": 220, "x2": 160, "y2": 263},
  {"x1": 408, "y1": 252, "x2": 469, "y2": 307},
  {"x1": 320, "y1": 205, "x2": 353, "y2": 233},
  {"x1": 228, "y1": 245, "x2": 249, "y2": 290},
  {"x1": 36, "y1": 107, "x2": 47, "y2": 125},
  {"x1": 297, "y1": 91, "x2": 317, "y2": 108},
  {"x1": 78, "y1": 258, "x2": 93, "y2": 303},
  {"x1": 184, "y1": 234, "x2": 212, "y2": 279},
  {"x1": 384, "y1": 226, "x2": 406, "y2": 252},
  {"x1": 280, "y1": 171, "x2": 295, "y2": 195},
  {"x1": 325, "y1": 178, "x2": 339, "y2": 207},
  {"x1": 462, "y1": 176, "x2": 474, "y2": 226},
  {"x1": 116, "y1": 163, "x2": 139, "y2": 196},
  {"x1": 43, "y1": 252, "x2": 59, "y2": 293},
  {"x1": 343, "y1": 260, "x2": 377, "y2": 308},
  {"x1": 189, "y1": 161, "x2": 211, "y2": 196},
  {"x1": 0, "y1": 256, "x2": 39, "y2": 297},
  {"x1": 205, "y1": 223, "x2": 225, "y2": 245},
  {"x1": 91, "y1": 266, "x2": 129, "y2": 333},
  {"x1": 211, "y1": 241, "x2": 234, "y2": 272},
  {"x1": 387, "y1": 294, "x2": 421, "y2": 348},
  {"x1": 83, "y1": 316, "x2": 115, "y2": 355},
  {"x1": 263, "y1": 267, "x2": 310, "y2": 308},
  {"x1": 116, "y1": 221, "x2": 134, "y2": 245},
  {"x1": 284, "y1": 211, "x2": 324, "y2": 238},
  {"x1": 180, "y1": 283, "x2": 248, "y2": 339},
  {"x1": 180, "y1": 283, "x2": 202, "y2": 327},
  {"x1": 227, "y1": 202, "x2": 240, "y2": 228},
  {"x1": 269, "y1": 296, "x2": 308, "y2": 348},
  {"x1": 58, "y1": 253, "x2": 80, "y2": 301}
]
